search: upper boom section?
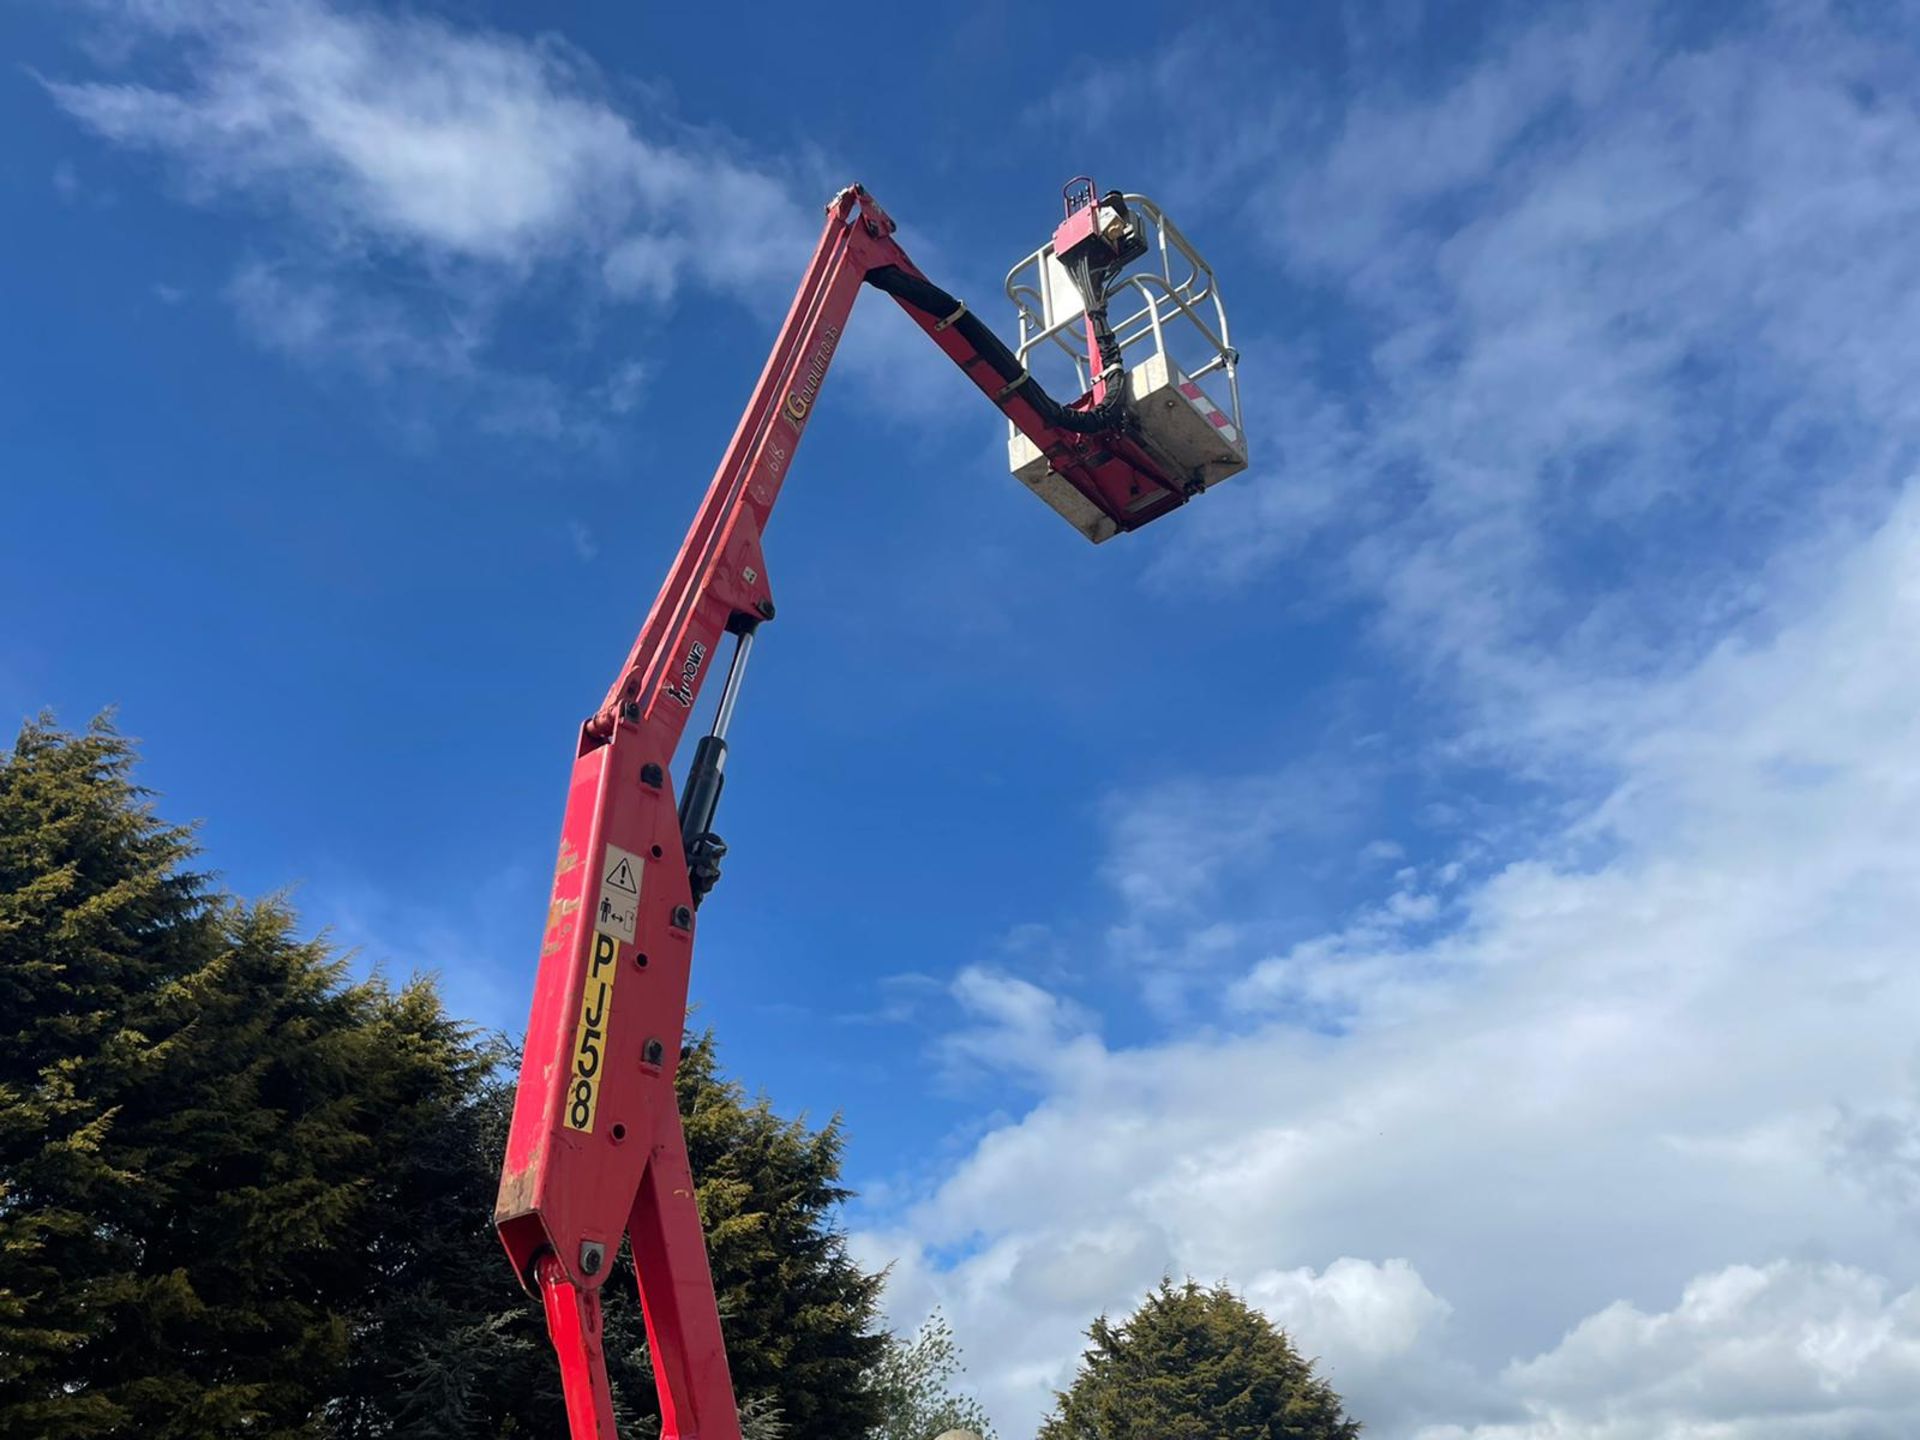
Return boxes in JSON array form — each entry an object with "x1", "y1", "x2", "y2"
[
  {"x1": 588, "y1": 184, "x2": 890, "y2": 745},
  {"x1": 589, "y1": 181, "x2": 1245, "y2": 745}
]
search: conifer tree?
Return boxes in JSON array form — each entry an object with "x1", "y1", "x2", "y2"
[
  {"x1": 398, "y1": 1032, "x2": 891, "y2": 1437},
  {"x1": 679, "y1": 1029, "x2": 887, "y2": 1438},
  {"x1": 321, "y1": 1005, "x2": 555, "y2": 1439},
  {"x1": 0, "y1": 715, "x2": 211, "y2": 1436},
  {"x1": 0, "y1": 715, "x2": 890, "y2": 1438},
  {"x1": 0, "y1": 717, "x2": 518, "y2": 1437},
  {"x1": 1039, "y1": 1278, "x2": 1361, "y2": 1440}
]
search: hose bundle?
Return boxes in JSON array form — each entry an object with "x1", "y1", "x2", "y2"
[{"x1": 863, "y1": 265, "x2": 1126, "y2": 435}]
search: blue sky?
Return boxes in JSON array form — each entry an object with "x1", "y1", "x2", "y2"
[{"x1": 9, "y1": 1, "x2": 1920, "y2": 1436}]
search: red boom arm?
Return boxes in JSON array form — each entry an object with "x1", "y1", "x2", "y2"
[{"x1": 494, "y1": 184, "x2": 1191, "y2": 1438}]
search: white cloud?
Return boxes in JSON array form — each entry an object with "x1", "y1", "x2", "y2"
[
  {"x1": 863, "y1": 482, "x2": 1920, "y2": 1436},
  {"x1": 1247, "y1": 1257, "x2": 1451, "y2": 1367},
  {"x1": 602, "y1": 233, "x2": 683, "y2": 304},
  {"x1": 46, "y1": 0, "x2": 1053, "y2": 444},
  {"x1": 224, "y1": 258, "x2": 472, "y2": 377},
  {"x1": 939, "y1": 966, "x2": 1102, "y2": 1092},
  {"x1": 1827, "y1": 1073, "x2": 1920, "y2": 1226},
  {"x1": 566, "y1": 519, "x2": 598, "y2": 563},
  {"x1": 45, "y1": 0, "x2": 1067, "y2": 444},
  {"x1": 49, "y1": 0, "x2": 808, "y2": 279},
  {"x1": 1419, "y1": 1262, "x2": 1920, "y2": 1440},
  {"x1": 1098, "y1": 762, "x2": 1365, "y2": 923},
  {"x1": 856, "y1": 8, "x2": 1920, "y2": 1435},
  {"x1": 46, "y1": 0, "x2": 813, "y2": 421},
  {"x1": 594, "y1": 358, "x2": 650, "y2": 416},
  {"x1": 1140, "y1": 3, "x2": 1920, "y2": 750},
  {"x1": 221, "y1": 257, "x2": 602, "y2": 440}
]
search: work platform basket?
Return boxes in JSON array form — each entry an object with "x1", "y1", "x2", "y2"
[{"x1": 1004, "y1": 191, "x2": 1246, "y2": 541}]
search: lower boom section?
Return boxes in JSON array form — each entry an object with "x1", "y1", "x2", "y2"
[{"x1": 496, "y1": 723, "x2": 741, "y2": 1439}]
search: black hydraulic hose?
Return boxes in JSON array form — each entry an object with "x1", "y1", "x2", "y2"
[
  {"x1": 863, "y1": 265, "x2": 1123, "y2": 436},
  {"x1": 1064, "y1": 250, "x2": 1124, "y2": 381}
]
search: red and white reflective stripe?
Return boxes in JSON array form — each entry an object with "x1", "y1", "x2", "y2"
[{"x1": 1178, "y1": 381, "x2": 1241, "y2": 447}]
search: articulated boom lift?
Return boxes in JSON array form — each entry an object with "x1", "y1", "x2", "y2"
[{"x1": 495, "y1": 181, "x2": 1245, "y2": 1439}]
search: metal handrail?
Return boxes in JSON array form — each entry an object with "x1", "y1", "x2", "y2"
[{"x1": 1001, "y1": 190, "x2": 1238, "y2": 430}]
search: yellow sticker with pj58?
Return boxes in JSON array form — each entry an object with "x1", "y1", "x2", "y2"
[{"x1": 564, "y1": 931, "x2": 619, "y2": 1133}]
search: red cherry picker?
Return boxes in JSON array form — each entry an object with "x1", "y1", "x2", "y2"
[{"x1": 494, "y1": 180, "x2": 1246, "y2": 1438}]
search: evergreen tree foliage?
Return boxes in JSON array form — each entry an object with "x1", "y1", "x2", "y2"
[
  {"x1": 1038, "y1": 1278, "x2": 1362, "y2": 1440},
  {"x1": 322, "y1": 1026, "x2": 559, "y2": 1440},
  {"x1": 1, "y1": 716, "x2": 200, "y2": 1434},
  {"x1": 864, "y1": 1310, "x2": 996, "y2": 1440},
  {"x1": 357, "y1": 1031, "x2": 892, "y2": 1439},
  {"x1": 0, "y1": 715, "x2": 475, "y2": 1435},
  {"x1": 0, "y1": 716, "x2": 890, "y2": 1439},
  {"x1": 676, "y1": 1028, "x2": 887, "y2": 1437}
]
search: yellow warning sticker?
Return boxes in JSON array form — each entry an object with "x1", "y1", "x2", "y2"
[{"x1": 563, "y1": 931, "x2": 620, "y2": 1134}]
